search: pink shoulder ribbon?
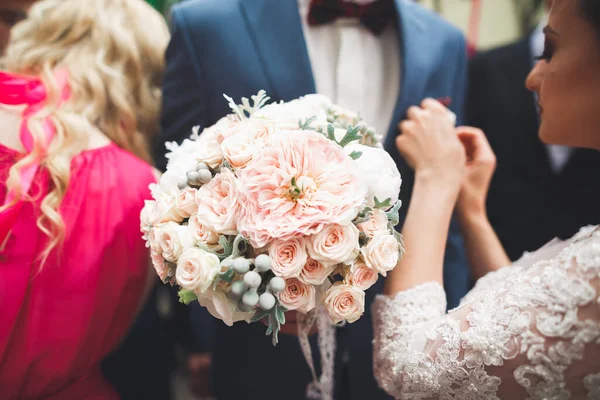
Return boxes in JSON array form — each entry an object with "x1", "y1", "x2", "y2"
[{"x1": 0, "y1": 70, "x2": 70, "y2": 247}]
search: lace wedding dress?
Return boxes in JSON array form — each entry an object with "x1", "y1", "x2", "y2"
[{"x1": 372, "y1": 226, "x2": 600, "y2": 399}]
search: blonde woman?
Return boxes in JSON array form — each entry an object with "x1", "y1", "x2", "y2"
[{"x1": 0, "y1": 0, "x2": 169, "y2": 398}]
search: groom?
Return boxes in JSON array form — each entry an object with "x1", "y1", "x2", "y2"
[{"x1": 158, "y1": 0, "x2": 470, "y2": 398}]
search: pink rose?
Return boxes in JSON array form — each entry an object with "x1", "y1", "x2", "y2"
[
  {"x1": 360, "y1": 233, "x2": 400, "y2": 276},
  {"x1": 357, "y1": 209, "x2": 389, "y2": 238},
  {"x1": 269, "y1": 238, "x2": 308, "y2": 278},
  {"x1": 237, "y1": 130, "x2": 367, "y2": 248},
  {"x1": 175, "y1": 187, "x2": 199, "y2": 218},
  {"x1": 347, "y1": 258, "x2": 378, "y2": 290},
  {"x1": 151, "y1": 251, "x2": 169, "y2": 282},
  {"x1": 300, "y1": 257, "x2": 336, "y2": 285},
  {"x1": 307, "y1": 224, "x2": 360, "y2": 266},
  {"x1": 278, "y1": 277, "x2": 316, "y2": 314},
  {"x1": 156, "y1": 222, "x2": 188, "y2": 262},
  {"x1": 187, "y1": 213, "x2": 221, "y2": 247},
  {"x1": 323, "y1": 283, "x2": 365, "y2": 324},
  {"x1": 220, "y1": 120, "x2": 274, "y2": 169},
  {"x1": 175, "y1": 248, "x2": 221, "y2": 293},
  {"x1": 195, "y1": 168, "x2": 241, "y2": 235}
]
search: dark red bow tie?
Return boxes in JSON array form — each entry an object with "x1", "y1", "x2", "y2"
[{"x1": 307, "y1": 0, "x2": 396, "y2": 36}]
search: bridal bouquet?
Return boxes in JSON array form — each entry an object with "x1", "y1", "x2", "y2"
[{"x1": 141, "y1": 91, "x2": 404, "y2": 344}]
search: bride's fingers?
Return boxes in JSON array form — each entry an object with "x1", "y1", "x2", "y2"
[
  {"x1": 456, "y1": 126, "x2": 496, "y2": 165},
  {"x1": 406, "y1": 105, "x2": 425, "y2": 122},
  {"x1": 421, "y1": 98, "x2": 446, "y2": 114}
]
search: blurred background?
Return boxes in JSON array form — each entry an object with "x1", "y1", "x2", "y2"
[{"x1": 146, "y1": 0, "x2": 546, "y2": 51}]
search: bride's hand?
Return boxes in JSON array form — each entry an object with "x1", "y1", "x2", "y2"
[
  {"x1": 455, "y1": 127, "x2": 496, "y2": 219},
  {"x1": 396, "y1": 99, "x2": 466, "y2": 196}
]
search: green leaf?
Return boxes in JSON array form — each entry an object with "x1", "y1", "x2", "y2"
[
  {"x1": 299, "y1": 115, "x2": 317, "y2": 130},
  {"x1": 219, "y1": 235, "x2": 234, "y2": 258},
  {"x1": 276, "y1": 305, "x2": 286, "y2": 325},
  {"x1": 251, "y1": 309, "x2": 271, "y2": 323},
  {"x1": 349, "y1": 150, "x2": 363, "y2": 160},
  {"x1": 326, "y1": 124, "x2": 336, "y2": 141},
  {"x1": 178, "y1": 289, "x2": 197, "y2": 305},
  {"x1": 386, "y1": 200, "x2": 403, "y2": 227},
  {"x1": 265, "y1": 325, "x2": 273, "y2": 336},
  {"x1": 374, "y1": 197, "x2": 393, "y2": 210},
  {"x1": 231, "y1": 234, "x2": 248, "y2": 259},
  {"x1": 355, "y1": 207, "x2": 373, "y2": 224},
  {"x1": 338, "y1": 125, "x2": 363, "y2": 147},
  {"x1": 219, "y1": 268, "x2": 235, "y2": 283}
]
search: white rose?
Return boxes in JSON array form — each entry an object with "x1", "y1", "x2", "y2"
[
  {"x1": 197, "y1": 288, "x2": 251, "y2": 326},
  {"x1": 347, "y1": 258, "x2": 379, "y2": 290},
  {"x1": 175, "y1": 248, "x2": 221, "y2": 293},
  {"x1": 196, "y1": 128, "x2": 224, "y2": 168},
  {"x1": 307, "y1": 224, "x2": 360, "y2": 266},
  {"x1": 157, "y1": 195, "x2": 184, "y2": 224},
  {"x1": 323, "y1": 282, "x2": 365, "y2": 324},
  {"x1": 156, "y1": 221, "x2": 188, "y2": 262},
  {"x1": 346, "y1": 144, "x2": 401, "y2": 208},
  {"x1": 187, "y1": 213, "x2": 221, "y2": 247},
  {"x1": 175, "y1": 187, "x2": 199, "y2": 218},
  {"x1": 360, "y1": 233, "x2": 401, "y2": 276},
  {"x1": 269, "y1": 238, "x2": 308, "y2": 278},
  {"x1": 253, "y1": 96, "x2": 329, "y2": 130},
  {"x1": 300, "y1": 257, "x2": 336, "y2": 285},
  {"x1": 357, "y1": 209, "x2": 389, "y2": 238}
]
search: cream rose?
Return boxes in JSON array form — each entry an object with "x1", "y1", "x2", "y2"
[
  {"x1": 197, "y1": 288, "x2": 251, "y2": 326},
  {"x1": 195, "y1": 168, "x2": 241, "y2": 235},
  {"x1": 300, "y1": 257, "x2": 335, "y2": 285},
  {"x1": 187, "y1": 213, "x2": 221, "y2": 247},
  {"x1": 220, "y1": 120, "x2": 274, "y2": 169},
  {"x1": 307, "y1": 224, "x2": 360, "y2": 266},
  {"x1": 156, "y1": 222, "x2": 188, "y2": 262},
  {"x1": 323, "y1": 283, "x2": 365, "y2": 324},
  {"x1": 141, "y1": 200, "x2": 160, "y2": 228},
  {"x1": 360, "y1": 233, "x2": 400, "y2": 276},
  {"x1": 175, "y1": 248, "x2": 221, "y2": 293},
  {"x1": 278, "y1": 277, "x2": 316, "y2": 314},
  {"x1": 175, "y1": 187, "x2": 199, "y2": 218},
  {"x1": 357, "y1": 209, "x2": 389, "y2": 238},
  {"x1": 347, "y1": 258, "x2": 378, "y2": 290},
  {"x1": 269, "y1": 238, "x2": 308, "y2": 278},
  {"x1": 158, "y1": 195, "x2": 185, "y2": 224},
  {"x1": 196, "y1": 128, "x2": 224, "y2": 168}
]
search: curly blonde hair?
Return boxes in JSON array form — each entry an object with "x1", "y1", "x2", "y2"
[{"x1": 0, "y1": 0, "x2": 169, "y2": 261}]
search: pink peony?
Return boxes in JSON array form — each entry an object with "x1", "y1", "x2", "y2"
[
  {"x1": 195, "y1": 168, "x2": 241, "y2": 235},
  {"x1": 236, "y1": 130, "x2": 368, "y2": 248}
]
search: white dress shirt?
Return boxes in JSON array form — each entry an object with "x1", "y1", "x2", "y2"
[
  {"x1": 298, "y1": 0, "x2": 401, "y2": 141},
  {"x1": 531, "y1": 17, "x2": 573, "y2": 174}
]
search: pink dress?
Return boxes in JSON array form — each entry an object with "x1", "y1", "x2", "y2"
[{"x1": 0, "y1": 142, "x2": 156, "y2": 399}]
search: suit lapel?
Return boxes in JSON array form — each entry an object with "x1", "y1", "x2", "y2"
[
  {"x1": 384, "y1": 0, "x2": 429, "y2": 150},
  {"x1": 239, "y1": 0, "x2": 316, "y2": 101}
]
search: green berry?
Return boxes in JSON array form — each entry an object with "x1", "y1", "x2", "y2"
[
  {"x1": 197, "y1": 169, "x2": 212, "y2": 184},
  {"x1": 196, "y1": 162, "x2": 209, "y2": 171},
  {"x1": 268, "y1": 277, "x2": 285, "y2": 294},
  {"x1": 187, "y1": 171, "x2": 199, "y2": 185},
  {"x1": 254, "y1": 254, "x2": 272, "y2": 272},
  {"x1": 230, "y1": 281, "x2": 247, "y2": 299},
  {"x1": 238, "y1": 302, "x2": 253, "y2": 312},
  {"x1": 242, "y1": 289, "x2": 259, "y2": 307},
  {"x1": 233, "y1": 258, "x2": 250, "y2": 274},
  {"x1": 259, "y1": 292, "x2": 276, "y2": 311},
  {"x1": 177, "y1": 179, "x2": 188, "y2": 190},
  {"x1": 243, "y1": 271, "x2": 262, "y2": 289}
]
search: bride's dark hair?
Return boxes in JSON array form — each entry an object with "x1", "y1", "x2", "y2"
[{"x1": 581, "y1": 0, "x2": 600, "y2": 34}]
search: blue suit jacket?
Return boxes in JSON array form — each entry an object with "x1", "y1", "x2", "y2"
[{"x1": 158, "y1": 1, "x2": 470, "y2": 398}]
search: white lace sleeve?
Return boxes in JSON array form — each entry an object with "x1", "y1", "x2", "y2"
[{"x1": 372, "y1": 227, "x2": 600, "y2": 399}]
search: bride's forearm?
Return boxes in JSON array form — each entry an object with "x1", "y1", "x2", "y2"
[
  {"x1": 384, "y1": 173, "x2": 459, "y2": 296},
  {"x1": 458, "y1": 211, "x2": 510, "y2": 279}
]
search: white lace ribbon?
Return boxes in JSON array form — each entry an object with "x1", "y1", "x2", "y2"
[{"x1": 297, "y1": 306, "x2": 336, "y2": 400}]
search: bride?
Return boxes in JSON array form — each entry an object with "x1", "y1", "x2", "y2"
[{"x1": 373, "y1": 0, "x2": 600, "y2": 398}]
